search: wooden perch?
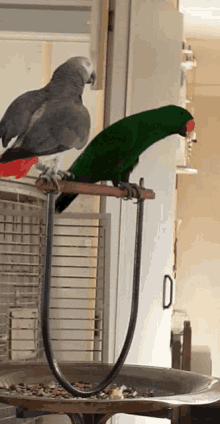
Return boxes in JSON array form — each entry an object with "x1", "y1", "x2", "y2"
[{"x1": 35, "y1": 179, "x2": 156, "y2": 200}]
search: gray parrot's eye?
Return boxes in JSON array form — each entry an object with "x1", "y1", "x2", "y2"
[{"x1": 85, "y1": 60, "x2": 91, "y2": 69}]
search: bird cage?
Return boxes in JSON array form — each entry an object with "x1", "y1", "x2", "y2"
[{"x1": 0, "y1": 178, "x2": 111, "y2": 365}]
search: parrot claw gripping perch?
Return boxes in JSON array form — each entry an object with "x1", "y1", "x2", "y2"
[
  {"x1": 119, "y1": 181, "x2": 143, "y2": 202},
  {"x1": 57, "y1": 169, "x2": 72, "y2": 179},
  {"x1": 37, "y1": 164, "x2": 60, "y2": 193},
  {"x1": 36, "y1": 163, "x2": 71, "y2": 193}
]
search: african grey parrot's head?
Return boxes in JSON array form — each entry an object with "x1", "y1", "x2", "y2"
[
  {"x1": 51, "y1": 56, "x2": 96, "y2": 89},
  {"x1": 64, "y1": 56, "x2": 96, "y2": 86}
]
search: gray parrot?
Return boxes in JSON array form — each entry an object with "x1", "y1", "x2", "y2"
[{"x1": 0, "y1": 56, "x2": 95, "y2": 184}]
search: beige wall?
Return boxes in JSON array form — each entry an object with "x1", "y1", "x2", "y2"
[{"x1": 175, "y1": 36, "x2": 220, "y2": 377}]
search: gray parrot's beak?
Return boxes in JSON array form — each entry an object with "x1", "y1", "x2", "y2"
[{"x1": 87, "y1": 71, "x2": 96, "y2": 86}]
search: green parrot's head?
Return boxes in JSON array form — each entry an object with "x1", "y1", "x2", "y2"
[{"x1": 160, "y1": 105, "x2": 195, "y2": 137}]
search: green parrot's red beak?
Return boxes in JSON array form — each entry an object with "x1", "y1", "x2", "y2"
[{"x1": 187, "y1": 120, "x2": 195, "y2": 132}]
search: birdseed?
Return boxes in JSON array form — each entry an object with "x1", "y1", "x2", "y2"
[{"x1": 0, "y1": 381, "x2": 155, "y2": 400}]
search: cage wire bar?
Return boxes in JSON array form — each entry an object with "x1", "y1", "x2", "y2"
[
  {"x1": 0, "y1": 182, "x2": 45, "y2": 363},
  {"x1": 0, "y1": 179, "x2": 111, "y2": 365},
  {"x1": 49, "y1": 211, "x2": 111, "y2": 364}
]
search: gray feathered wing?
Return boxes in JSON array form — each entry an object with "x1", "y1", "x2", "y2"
[
  {"x1": 0, "y1": 89, "x2": 47, "y2": 148},
  {"x1": 0, "y1": 98, "x2": 91, "y2": 163}
]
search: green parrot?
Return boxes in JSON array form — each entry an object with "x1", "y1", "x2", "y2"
[{"x1": 55, "y1": 105, "x2": 194, "y2": 213}]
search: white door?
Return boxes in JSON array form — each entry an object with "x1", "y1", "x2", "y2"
[{"x1": 105, "y1": 2, "x2": 183, "y2": 423}]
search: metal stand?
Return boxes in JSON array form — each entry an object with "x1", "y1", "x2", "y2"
[
  {"x1": 17, "y1": 408, "x2": 116, "y2": 423},
  {"x1": 67, "y1": 413, "x2": 114, "y2": 424},
  {"x1": 41, "y1": 183, "x2": 145, "y2": 398}
]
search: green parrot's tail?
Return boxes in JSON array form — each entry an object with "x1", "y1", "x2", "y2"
[{"x1": 55, "y1": 193, "x2": 79, "y2": 213}]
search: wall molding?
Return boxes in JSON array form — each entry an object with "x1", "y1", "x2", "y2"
[{"x1": 0, "y1": 31, "x2": 90, "y2": 42}]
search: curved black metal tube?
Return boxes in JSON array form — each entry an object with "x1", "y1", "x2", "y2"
[{"x1": 41, "y1": 190, "x2": 144, "y2": 398}]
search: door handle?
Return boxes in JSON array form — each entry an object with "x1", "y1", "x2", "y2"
[{"x1": 163, "y1": 274, "x2": 173, "y2": 309}]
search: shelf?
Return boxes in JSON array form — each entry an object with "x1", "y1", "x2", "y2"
[
  {"x1": 181, "y1": 61, "x2": 196, "y2": 70},
  {"x1": 0, "y1": 0, "x2": 92, "y2": 6},
  {"x1": 182, "y1": 49, "x2": 193, "y2": 54},
  {"x1": 176, "y1": 166, "x2": 198, "y2": 175}
]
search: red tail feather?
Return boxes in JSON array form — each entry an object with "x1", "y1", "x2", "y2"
[{"x1": 0, "y1": 158, "x2": 38, "y2": 179}]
